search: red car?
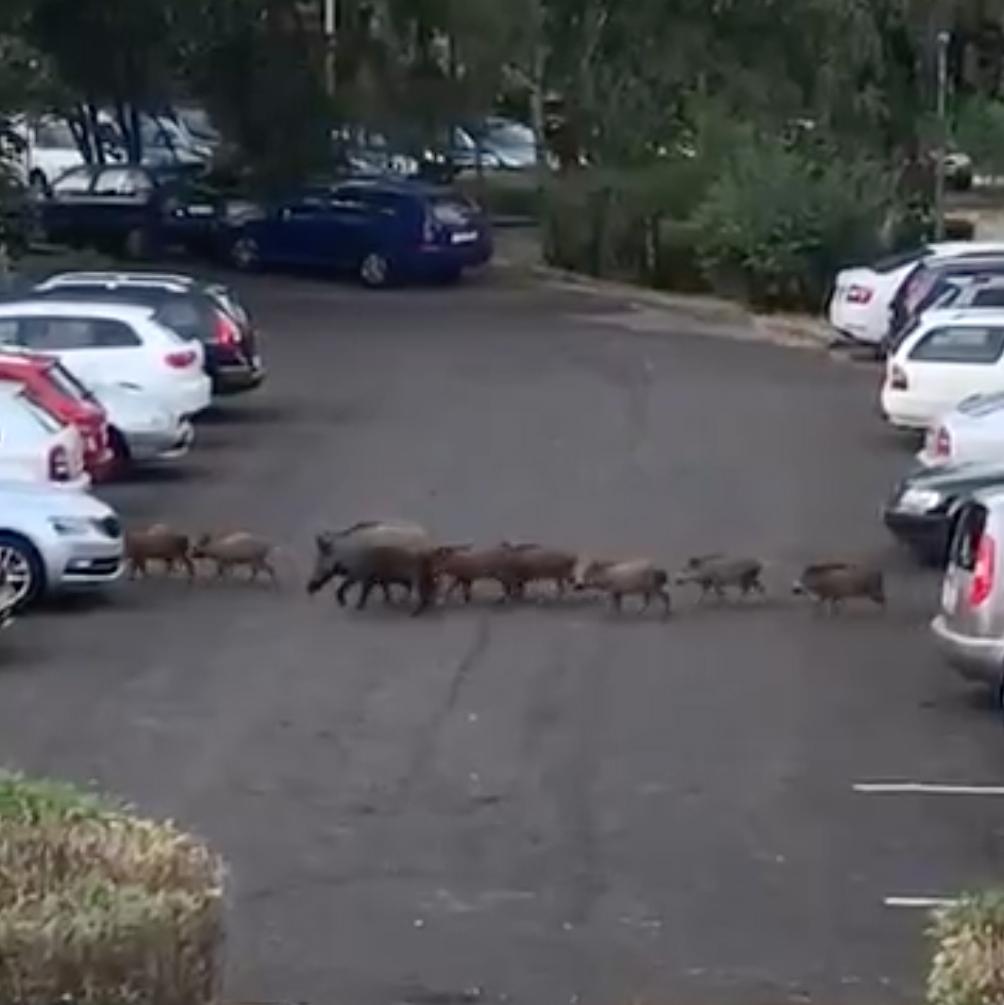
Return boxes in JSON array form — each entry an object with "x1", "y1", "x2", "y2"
[{"x1": 0, "y1": 352, "x2": 113, "y2": 478}]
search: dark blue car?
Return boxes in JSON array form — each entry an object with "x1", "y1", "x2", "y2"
[{"x1": 222, "y1": 178, "x2": 493, "y2": 287}]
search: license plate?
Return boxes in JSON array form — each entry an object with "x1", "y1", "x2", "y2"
[
  {"x1": 451, "y1": 230, "x2": 478, "y2": 245},
  {"x1": 185, "y1": 204, "x2": 215, "y2": 217},
  {"x1": 942, "y1": 577, "x2": 959, "y2": 612}
]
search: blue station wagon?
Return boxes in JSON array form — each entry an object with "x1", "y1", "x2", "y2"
[{"x1": 222, "y1": 178, "x2": 493, "y2": 286}]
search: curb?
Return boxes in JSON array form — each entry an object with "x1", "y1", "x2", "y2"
[{"x1": 525, "y1": 263, "x2": 833, "y2": 351}]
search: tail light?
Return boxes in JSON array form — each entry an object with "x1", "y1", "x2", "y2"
[
  {"x1": 214, "y1": 310, "x2": 241, "y2": 347},
  {"x1": 970, "y1": 533, "x2": 996, "y2": 606},
  {"x1": 165, "y1": 349, "x2": 197, "y2": 369},
  {"x1": 49, "y1": 444, "x2": 71, "y2": 482},
  {"x1": 934, "y1": 426, "x2": 952, "y2": 458},
  {"x1": 890, "y1": 364, "x2": 909, "y2": 391},
  {"x1": 847, "y1": 284, "x2": 874, "y2": 304}
]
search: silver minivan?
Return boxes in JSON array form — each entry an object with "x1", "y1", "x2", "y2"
[{"x1": 932, "y1": 487, "x2": 1004, "y2": 693}]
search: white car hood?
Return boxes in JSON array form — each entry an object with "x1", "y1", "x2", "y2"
[{"x1": 0, "y1": 479, "x2": 115, "y2": 517}]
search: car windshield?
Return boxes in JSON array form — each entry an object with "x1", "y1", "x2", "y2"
[{"x1": 483, "y1": 121, "x2": 534, "y2": 147}]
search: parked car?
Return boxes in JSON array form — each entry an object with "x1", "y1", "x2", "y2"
[
  {"x1": 0, "y1": 382, "x2": 88, "y2": 490},
  {"x1": 0, "y1": 351, "x2": 112, "y2": 478},
  {"x1": 41, "y1": 163, "x2": 221, "y2": 259},
  {"x1": 828, "y1": 242, "x2": 1004, "y2": 346},
  {"x1": 944, "y1": 150, "x2": 975, "y2": 192},
  {"x1": 917, "y1": 391, "x2": 1004, "y2": 468},
  {"x1": 0, "y1": 300, "x2": 212, "y2": 420},
  {"x1": 880, "y1": 310, "x2": 1004, "y2": 430},
  {"x1": 884, "y1": 460, "x2": 1004, "y2": 565},
  {"x1": 932, "y1": 489, "x2": 1004, "y2": 697},
  {"x1": 886, "y1": 254, "x2": 1004, "y2": 351},
  {"x1": 889, "y1": 273, "x2": 1004, "y2": 358},
  {"x1": 223, "y1": 178, "x2": 493, "y2": 286},
  {"x1": 465, "y1": 117, "x2": 538, "y2": 171},
  {"x1": 0, "y1": 479, "x2": 123, "y2": 608},
  {"x1": 30, "y1": 272, "x2": 264, "y2": 394},
  {"x1": 89, "y1": 382, "x2": 193, "y2": 468},
  {"x1": 7, "y1": 115, "x2": 120, "y2": 193}
]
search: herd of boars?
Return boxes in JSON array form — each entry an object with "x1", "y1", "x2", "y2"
[{"x1": 126, "y1": 518, "x2": 889, "y2": 619}]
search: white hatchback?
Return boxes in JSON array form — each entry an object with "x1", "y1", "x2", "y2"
[
  {"x1": 881, "y1": 310, "x2": 1004, "y2": 430},
  {"x1": 829, "y1": 242, "x2": 1004, "y2": 346},
  {"x1": 0, "y1": 382, "x2": 88, "y2": 489},
  {"x1": 919, "y1": 391, "x2": 1004, "y2": 467},
  {"x1": 0, "y1": 300, "x2": 211, "y2": 420}
]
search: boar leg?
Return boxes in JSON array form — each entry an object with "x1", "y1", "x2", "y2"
[
  {"x1": 335, "y1": 576, "x2": 356, "y2": 607},
  {"x1": 658, "y1": 588, "x2": 672, "y2": 617},
  {"x1": 356, "y1": 579, "x2": 376, "y2": 610}
]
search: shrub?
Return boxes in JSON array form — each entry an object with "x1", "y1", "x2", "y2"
[
  {"x1": 0, "y1": 770, "x2": 226, "y2": 1005},
  {"x1": 693, "y1": 139, "x2": 892, "y2": 310},
  {"x1": 928, "y1": 893, "x2": 1004, "y2": 1005}
]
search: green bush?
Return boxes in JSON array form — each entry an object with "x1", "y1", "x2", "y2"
[
  {"x1": 0, "y1": 770, "x2": 226, "y2": 1005},
  {"x1": 693, "y1": 139, "x2": 891, "y2": 310},
  {"x1": 929, "y1": 893, "x2": 1004, "y2": 1005},
  {"x1": 542, "y1": 159, "x2": 711, "y2": 281}
]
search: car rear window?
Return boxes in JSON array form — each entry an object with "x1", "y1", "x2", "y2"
[
  {"x1": 910, "y1": 325, "x2": 1004, "y2": 364},
  {"x1": 873, "y1": 249, "x2": 927, "y2": 274},
  {"x1": 971, "y1": 288, "x2": 1004, "y2": 308},
  {"x1": 952, "y1": 502, "x2": 988, "y2": 571},
  {"x1": 153, "y1": 297, "x2": 210, "y2": 341}
]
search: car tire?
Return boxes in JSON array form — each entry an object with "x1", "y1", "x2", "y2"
[
  {"x1": 359, "y1": 251, "x2": 393, "y2": 289},
  {"x1": 27, "y1": 170, "x2": 49, "y2": 197},
  {"x1": 108, "y1": 427, "x2": 131, "y2": 478},
  {"x1": 0, "y1": 532, "x2": 46, "y2": 610},
  {"x1": 229, "y1": 235, "x2": 261, "y2": 272},
  {"x1": 123, "y1": 227, "x2": 152, "y2": 261}
]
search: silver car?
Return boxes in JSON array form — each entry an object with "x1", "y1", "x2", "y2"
[{"x1": 932, "y1": 487, "x2": 1004, "y2": 694}]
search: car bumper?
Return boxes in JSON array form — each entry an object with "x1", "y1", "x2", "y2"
[
  {"x1": 931, "y1": 614, "x2": 1004, "y2": 685},
  {"x1": 123, "y1": 420, "x2": 194, "y2": 462},
  {"x1": 883, "y1": 508, "x2": 950, "y2": 564},
  {"x1": 211, "y1": 359, "x2": 266, "y2": 394},
  {"x1": 407, "y1": 236, "x2": 494, "y2": 276},
  {"x1": 48, "y1": 540, "x2": 125, "y2": 591},
  {"x1": 880, "y1": 391, "x2": 935, "y2": 430},
  {"x1": 170, "y1": 375, "x2": 213, "y2": 418}
]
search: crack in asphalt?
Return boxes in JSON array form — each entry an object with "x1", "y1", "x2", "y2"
[{"x1": 392, "y1": 616, "x2": 493, "y2": 810}]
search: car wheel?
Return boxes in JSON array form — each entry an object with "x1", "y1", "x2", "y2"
[
  {"x1": 0, "y1": 532, "x2": 45, "y2": 609},
  {"x1": 123, "y1": 227, "x2": 152, "y2": 260},
  {"x1": 359, "y1": 251, "x2": 392, "y2": 289},
  {"x1": 108, "y1": 427, "x2": 131, "y2": 478},
  {"x1": 28, "y1": 170, "x2": 49, "y2": 197},
  {"x1": 229, "y1": 235, "x2": 261, "y2": 272}
]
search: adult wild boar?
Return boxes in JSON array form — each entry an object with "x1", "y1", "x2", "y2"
[
  {"x1": 792, "y1": 562, "x2": 886, "y2": 613},
  {"x1": 306, "y1": 520, "x2": 436, "y2": 615}
]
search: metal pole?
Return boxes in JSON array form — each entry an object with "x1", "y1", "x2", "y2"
[
  {"x1": 323, "y1": 0, "x2": 336, "y2": 97},
  {"x1": 934, "y1": 30, "x2": 950, "y2": 241}
]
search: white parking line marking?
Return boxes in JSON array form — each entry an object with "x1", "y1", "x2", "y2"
[
  {"x1": 854, "y1": 782, "x2": 1004, "y2": 795},
  {"x1": 884, "y1": 896, "x2": 958, "y2": 909}
]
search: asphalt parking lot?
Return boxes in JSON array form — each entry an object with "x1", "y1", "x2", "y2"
[{"x1": 2, "y1": 268, "x2": 1004, "y2": 1005}]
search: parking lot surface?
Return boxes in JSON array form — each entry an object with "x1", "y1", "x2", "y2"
[{"x1": 2, "y1": 270, "x2": 1003, "y2": 1005}]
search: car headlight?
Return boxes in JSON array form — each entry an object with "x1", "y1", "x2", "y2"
[
  {"x1": 898, "y1": 487, "x2": 943, "y2": 513},
  {"x1": 49, "y1": 516, "x2": 94, "y2": 536}
]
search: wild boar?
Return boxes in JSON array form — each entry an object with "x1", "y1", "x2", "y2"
[
  {"x1": 192, "y1": 532, "x2": 283, "y2": 585},
  {"x1": 504, "y1": 543, "x2": 578, "y2": 599},
  {"x1": 431, "y1": 544, "x2": 518, "y2": 603},
  {"x1": 572, "y1": 556, "x2": 672, "y2": 616},
  {"x1": 125, "y1": 523, "x2": 194, "y2": 581},
  {"x1": 792, "y1": 562, "x2": 886, "y2": 613},
  {"x1": 676, "y1": 554, "x2": 766, "y2": 601},
  {"x1": 307, "y1": 520, "x2": 436, "y2": 615}
]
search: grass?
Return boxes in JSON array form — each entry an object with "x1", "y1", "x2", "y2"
[{"x1": 0, "y1": 769, "x2": 226, "y2": 1005}]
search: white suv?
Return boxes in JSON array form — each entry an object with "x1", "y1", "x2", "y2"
[
  {"x1": 0, "y1": 300, "x2": 212, "y2": 420},
  {"x1": 0, "y1": 480, "x2": 124, "y2": 607}
]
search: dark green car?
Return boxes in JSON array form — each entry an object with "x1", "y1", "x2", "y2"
[{"x1": 884, "y1": 462, "x2": 1004, "y2": 565}]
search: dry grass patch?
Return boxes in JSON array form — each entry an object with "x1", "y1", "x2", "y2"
[{"x1": 0, "y1": 770, "x2": 226, "y2": 1005}]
